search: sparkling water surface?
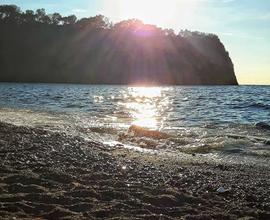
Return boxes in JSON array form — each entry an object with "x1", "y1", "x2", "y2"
[{"x1": 0, "y1": 83, "x2": 269, "y2": 164}]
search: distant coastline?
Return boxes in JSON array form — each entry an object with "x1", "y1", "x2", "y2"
[{"x1": 0, "y1": 5, "x2": 238, "y2": 85}]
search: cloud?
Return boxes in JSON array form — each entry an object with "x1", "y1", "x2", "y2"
[
  {"x1": 257, "y1": 13, "x2": 270, "y2": 20},
  {"x1": 219, "y1": 32, "x2": 264, "y2": 40},
  {"x1": 72, "y1": 8, "x2": 87, "y2": 14},
  {"x1": 222, "y1": 0, "x2": 236, "y2": 3}
]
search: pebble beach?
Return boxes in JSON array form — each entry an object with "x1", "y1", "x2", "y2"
[{"x1": 0, "y1": 122, "x2": 269, "y2": 219}]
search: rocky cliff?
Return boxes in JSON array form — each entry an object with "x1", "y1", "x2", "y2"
[{"x1": 0, "y1": 5, "x2": 238, "y2": 85}]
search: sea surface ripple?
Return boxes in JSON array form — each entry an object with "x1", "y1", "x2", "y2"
[{"x1": 0, "y1": 83, "x2": 269, "y2": 165}]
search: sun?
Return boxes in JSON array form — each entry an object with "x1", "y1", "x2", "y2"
[
  {"x1": 100, "y1": 0, "x2": 198, "y2": 29},
  {"x1": 116, "y1": 0, "x2": 178, "y2": 25}
]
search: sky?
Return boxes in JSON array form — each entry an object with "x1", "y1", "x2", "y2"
[{"x1": 1, "y1": 0, "x2": 270, "y2": 85}]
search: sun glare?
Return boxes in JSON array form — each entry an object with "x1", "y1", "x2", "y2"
[
  {"x1": 101, "y1": 0, "x2": 199, "y2": 29},
  {"x1": 118, "y1": 87, "x2": 170, "y2": 129}
]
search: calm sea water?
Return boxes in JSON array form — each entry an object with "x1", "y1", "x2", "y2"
[{"x1": 0, "y1": 83, "x2": 269, "y2": 164}]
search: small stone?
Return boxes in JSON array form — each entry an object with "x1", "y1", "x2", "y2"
[{"x1": 217, "y1": 187, "x2": 229, "y2": 193}]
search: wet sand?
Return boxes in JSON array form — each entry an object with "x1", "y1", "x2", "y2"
[{"x1": 0, "y1": 122, "x2": 269, "y2": 219}]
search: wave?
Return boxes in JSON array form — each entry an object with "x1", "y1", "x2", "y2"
[
  {"x1": 77, "y1": 126, "x2": 119, "y2": 135},
  {"x1": 227, "y1": 133, "x2": 270, "y2": 144},
  {"x1": 111, "y1": 125, "x2": 270, "y2": 158},
  {"x1": 64, "y1": 104, "x2": 85, "y2": 109},
  {"x1": 248, "y1": 103, "x2": 270, "y2": 110},
  {"x1": 1, "y1": 106, "x2": 270, "y2": 159},
  {"x1": 232, "y1": 102, "x2": 270, "y2": 110}
]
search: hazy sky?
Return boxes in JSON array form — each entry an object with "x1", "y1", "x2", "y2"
[{"x1": 2, "y1": 0, "x2": 270, "y2": 85}]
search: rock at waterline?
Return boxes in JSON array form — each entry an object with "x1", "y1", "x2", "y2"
[
  {"x1": 255, "y1": 122, "x2": 270, "y2": 130},
  {"x1": 128, "y1": 125, "x2": 171, "y2": 139}
]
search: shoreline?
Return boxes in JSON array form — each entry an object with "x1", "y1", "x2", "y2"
[{"x1": 0, "y1": 122, "x2": 269, "y2": 219}]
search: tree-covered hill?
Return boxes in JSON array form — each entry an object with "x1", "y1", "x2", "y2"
[{"x1": 0, "y1": 5, "x2": 238, "y2": 85}]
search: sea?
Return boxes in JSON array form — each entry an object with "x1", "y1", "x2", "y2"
[{"x1": 0, "y1": 83, "x2": 269, "y2": 166}]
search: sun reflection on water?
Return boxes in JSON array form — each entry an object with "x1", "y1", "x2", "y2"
[{"x1": 121, "y1": 87, "x2": 170, "y2": 130}]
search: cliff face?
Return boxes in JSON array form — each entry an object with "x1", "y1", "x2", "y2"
[
  {"x1": 182, "y1": 32, "x2": 238, "y2": 85},
  {"x1": 0, "y1": 7, "x2": 238, "y2": 85}
]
